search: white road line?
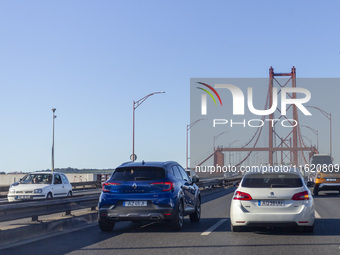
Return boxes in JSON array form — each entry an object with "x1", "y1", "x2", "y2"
[
  {"x1": 315, "y1": 210, "x2": 321, "y2": 218},
  {"x1": 201, "y1": 219, "x2": 228, "y2": 236}
]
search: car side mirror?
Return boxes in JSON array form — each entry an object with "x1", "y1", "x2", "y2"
[
  {"x1": 307, "y1": 181, "x2": 315, "y2": 187},
  {"x1": 192, "y1": 176, "x2": 199, "y2": 183}
]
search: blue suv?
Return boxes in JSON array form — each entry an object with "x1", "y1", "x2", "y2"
[{"x1": 98, "y1": 161, "x2": 201, "y2": 231}]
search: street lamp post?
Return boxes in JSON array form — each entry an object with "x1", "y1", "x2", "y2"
[
  {"x1": 302, "y1": 135, "x2": 312, "y2": 147},
  {"x1": 229, "y1": 139, "x2": 240, "y2": 166},
  {"x1": 213, "y1": 131, "x2": 229, "y2": 151},
  {"x1": 306, "y1": 106, "x2": 331, "y2": 155},
  {"x1": 301, "y1": 125, "x2": 319, "y2": 150},
  {"x1": 186, "y1": 119, "x2": 205, "y2": 169},
  {"x1": 132, "y1": 91, "x2": 165, "y2": 162},
  {"x1": 51, "y1": 108, "x2": 57, "y2": 173}
]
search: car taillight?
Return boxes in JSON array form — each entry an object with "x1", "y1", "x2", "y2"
[
  {"x1": 102, "y1": 182, "x2": 120, "y2": 192},
  {"x1": 292, "y1": 191, "x2": 309, "y2": 200},
  {"x1": 151, "y1": 182, "x2": 173, "y2": 191},
  {"x1": 233, "y1": 191, "x2": 252, "y2": 200}
]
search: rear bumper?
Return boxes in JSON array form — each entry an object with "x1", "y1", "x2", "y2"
[
  {"x1": 99, "y1": 207, "x2": 175, "y2": 221},
  {"x1": 317, "y1": 183, "x2": 340, "y2": 190},
  {"x1": 230, "y1": 201, "x2": 315, "y2": 227}
]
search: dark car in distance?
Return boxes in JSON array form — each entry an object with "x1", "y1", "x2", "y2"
[{"x1": 98, "y1": 161, "x2": 201, "y2": 231}]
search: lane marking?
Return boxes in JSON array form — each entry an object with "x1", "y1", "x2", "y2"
[
  {"x1": 315, "y1": 210, "x2": 321, "y2": 218},
  {"x1": 201, "y1": 219, "x2": 228, "y2": 236}
]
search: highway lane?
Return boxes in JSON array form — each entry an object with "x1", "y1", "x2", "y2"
[{"x1": 1, "y1": 188, "x2": 340, "y2": 255}]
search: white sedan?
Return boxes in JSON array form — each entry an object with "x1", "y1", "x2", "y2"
[
  {"x1": 230, "y1": 168, "x2": 315, "y2": 232},
  {"x1": 7, "y1": 172, "x2": 73, "y2": 202}
]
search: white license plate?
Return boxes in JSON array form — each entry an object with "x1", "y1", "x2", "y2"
[
  {"x1": 326, "y1": 179, "x2": 336, "y2": 181},
  {"x1": 17, "y1": 195, "x2": 30, "y2": 199},
  {"x1": 258, "y1": 200, "x2": 285, "y2": 206},
  {"x1": 123, "y1": 201, "x2": 147, "y2": 206}
]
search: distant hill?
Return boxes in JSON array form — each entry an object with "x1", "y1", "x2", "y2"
[
  {"x1": 41, "y1": 168, "x2": 115, "y2": 174},
  {"x1": 7, "y1": 168, "x2": 115, "y2": 174}
]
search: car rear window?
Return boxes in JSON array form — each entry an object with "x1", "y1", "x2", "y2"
[
  {"x1": 242, "y1": 173, "x2": 303, "y2": 188},
  {"x1": 311, "y1": 156, "x2": 332, "y2": 165},
  {"x1": 111, "y1": 167, "x2": 165, "y2": 181}
]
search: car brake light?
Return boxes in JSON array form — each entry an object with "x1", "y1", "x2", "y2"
[
  {"x1": 233, "y1": 191, "x2": 252, "y2": 200},
  {"x1": 151, "y1": 182, "x2": 173, "y2": 191},
  {"x1": 102, "y1": 182, "x2": 120, "y2": 192},
  {"x1": 292, "y1": 191, "x2": 309, "y2": 200}
]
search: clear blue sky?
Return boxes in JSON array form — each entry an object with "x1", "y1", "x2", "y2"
[{"x1": 0, "y1": 1, "x2": 339, "y2": 172}]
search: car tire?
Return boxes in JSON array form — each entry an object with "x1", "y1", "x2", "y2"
[
  {"x1": 46, "y1": 192, "x2": 53, "y2": 199},
  {"x1": 98, "y1": 219, "x2": 115, "y2": 232},
  {"x1": 231, "y1": 224, "x2": 244, "y2": 232},
  {"x1": 313, "y1": 187, "x2": 319, "y2": 196},
  {"x1": 171, "y1": 200, "x2": 184, "y2": 231},
  {"x1": 67, "y1": 191, "x2": 72, "y2": 197},
  {"x1": 190, "y1": 197, "x2": 201, "y2": 222}
]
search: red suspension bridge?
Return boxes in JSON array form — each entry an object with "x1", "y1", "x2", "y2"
[{"x1": 196, "y1": 67, "x2": 319, "y2": 168}]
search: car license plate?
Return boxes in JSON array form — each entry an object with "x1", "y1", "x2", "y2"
[
  {"x1": 326, "y1": 179, "x2": 336, "y2": 181},
  {"x1": 258, "y1": 200, "x2": 285, "y2": 206},
  {"x1": 123, "y1": 201, "x2": 147, "y2": 206},
  {"x1": 17, "y1": 195, "x2": 30, "y2": 199}
]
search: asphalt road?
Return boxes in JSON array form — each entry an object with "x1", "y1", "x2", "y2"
[{"x1": 1, "y1": 188, "x2": 340, "y2": 255}]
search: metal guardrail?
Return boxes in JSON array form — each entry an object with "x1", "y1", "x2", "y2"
[
  {"x1": 197, "y1": 176, "x2": 242, "y2": 188},
  {"x1": 0, "y1": 176, "x2": 242, "y2": 223},
  {"x1": 0, "y1": 196, "x2": 99, "y2": 222},
  {"x1": 0, "y1": 186, "x2": 8, "y2": 192},
  {"x1": 71, "y1": 181, "x2": 101, "y2": 189}
]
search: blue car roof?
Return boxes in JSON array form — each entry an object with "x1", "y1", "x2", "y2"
[{"x1": 117, "y1": 161, "x2": 179, "y2": 168}]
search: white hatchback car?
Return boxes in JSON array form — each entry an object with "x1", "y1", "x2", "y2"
[
  {"x1": 230, "y1": 168, "x2": 315, "y2": 232},
  {"x1": 7, "y1": 172, "x2": 73, "y2": 202}
]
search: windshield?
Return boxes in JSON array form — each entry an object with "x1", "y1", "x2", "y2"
[
  {"x1": 111, "y1": 167, "x2": 165, "y2": 181},
  {"x1": 242, "y1": 173, "x2": 303, "y2": 188},
  {"x1": 20, "y1": 174, "x2": 53, "y2": 184}
]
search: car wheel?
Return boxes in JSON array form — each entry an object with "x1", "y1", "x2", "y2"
[
  {"x1": 46, "y1": 192, "x2": 53, "y2": 199},
  {"x1": 67, "y1": 191, "x2": 72, "y2": 197},
  {"x1": 231, "y1": 224, "x2": 244, "y2": 232},
  {"x1": 313, "y1": 187, "x2": 319, "y2": 196},
  {"x1": 98, "y1": 219, "x2": 115, "y2": 232},
  {"x1": 171, "y1": 200, "x2": 184, "y2": 231},
  {"x1": 190, "y1": 197, "x2": 201, "y2": 222}
]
